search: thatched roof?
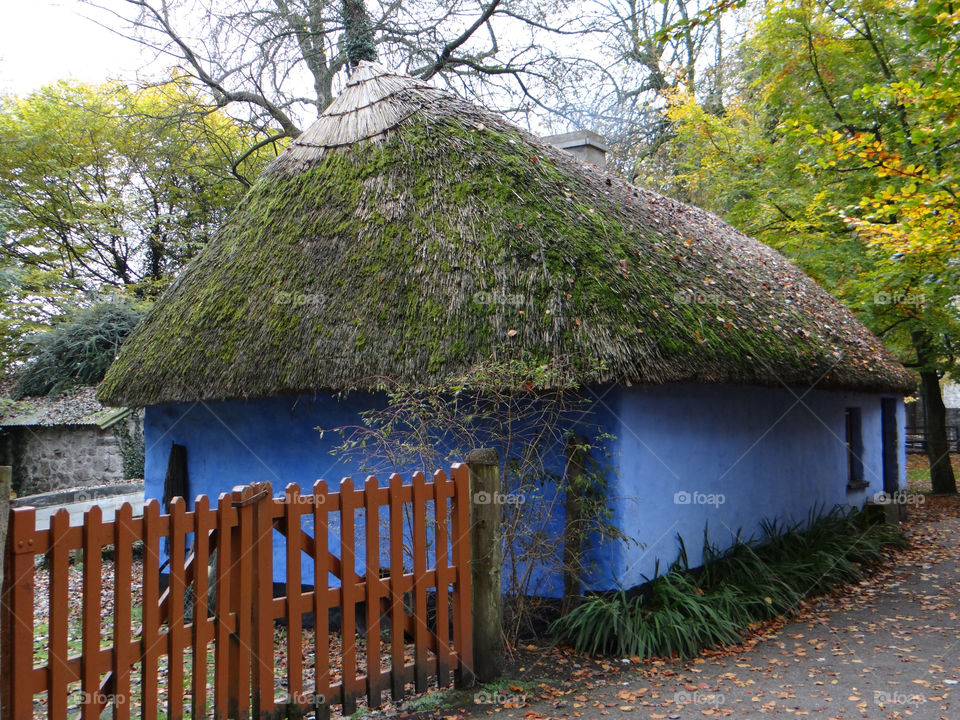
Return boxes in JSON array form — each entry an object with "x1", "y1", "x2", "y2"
[
  {"x1": 99, "y1": 62, "x2": 914, "y2": 407},
  {"x1": 1, "y1": 382, "x2": 131, "y2": 428}
]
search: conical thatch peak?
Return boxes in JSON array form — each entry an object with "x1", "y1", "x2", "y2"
[
  {"x1": 99, "y1": 65, "x2": 914, "y2": 407},
  {"x1": 276, "y1": 61, "x2": 441, "y2": 160}
]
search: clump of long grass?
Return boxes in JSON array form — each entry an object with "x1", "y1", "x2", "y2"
[{"x1": 550, "y1": 506, "x2": 907, "y2": 658}]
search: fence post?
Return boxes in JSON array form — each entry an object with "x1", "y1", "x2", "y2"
[
  {"x1": 228, "y1": 486, "x2": 254, "y2": 720},
  {"x1": 250, "y1": 483, "x2": 275, "y2": 719},
  {"x1": 0, "y1": 466, "x2": 14, "y2": 720},
  {"x1": 1, "y1": 504, "x2": 35, "y2": 720},
  {"x1": 466, "y1": 448, "x2": 504, "y2": 683},
  {"x1": 0, "y1": 465, "x2": 13, "y2": 720},
  {"x1": 0, "y1": 466, "x2": 9, "y2": 615}
]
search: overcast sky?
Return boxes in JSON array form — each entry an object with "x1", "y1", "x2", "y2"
[{"x1": 0, "y1": 0, "x2": 146, "y2": 95}]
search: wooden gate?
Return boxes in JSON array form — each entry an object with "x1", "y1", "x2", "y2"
[{"x1": 0, "y1": 466, "x2": 474, "y2": 719}]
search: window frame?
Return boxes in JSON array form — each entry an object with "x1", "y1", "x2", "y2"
[{"x1": 845, "y1": 406, "x2": 867, "y2": 492}]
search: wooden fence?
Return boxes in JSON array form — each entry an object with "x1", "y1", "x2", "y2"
[
  {"x1": 905, "y1": 425, "x2": 960, "y2": 454},
  {"x1": 0, "y1": 466, "x2": 474, "y2": 719}
]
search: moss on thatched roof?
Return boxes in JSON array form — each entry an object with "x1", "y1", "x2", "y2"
[{"x1": 98, "y1": 62, "x2": 914, "y2": 407}]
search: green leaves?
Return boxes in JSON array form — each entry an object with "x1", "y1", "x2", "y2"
[
  {"x1": 0, "y1": 77, "x2": 283, "y2": 367},
  {"x1": 659, "y1": 0, "x2": 960, "y2": 385},
  {"x1": 12, "y1": 300, "x2": 145, "y2": 398},
  {"x1": 550, "y1": 507, "x2": 906, "y2": 659}
]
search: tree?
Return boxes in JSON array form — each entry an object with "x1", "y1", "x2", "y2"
[
  {"x1": 85, "y1": 0, "x2": 585, "y2": 140},
  {"x1": 84, "y1": 0, "x2": 747, "y2": 185},
  {"x1": 342, "y1": 0, "x2": 378, "y2": 66},
  {"x1": 541, "y1": 0, "x2": 744, "y2": 176},
  {"x1": 0, "y1": 78, "x2": 277, "y2": 367},
  {"x1": 811, "y1": 0, "x2": 960, "y2": 492},
  {"x1": 659, "y1": 0, "x2": 959, "y2": 491}
]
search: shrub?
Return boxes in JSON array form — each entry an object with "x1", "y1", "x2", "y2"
[
  {"x1": 13, "y1": 301, "x2": 143, "y2": 398},
  {"x1": 550, "y1": 507, "x2": 907, "y2": 658}
]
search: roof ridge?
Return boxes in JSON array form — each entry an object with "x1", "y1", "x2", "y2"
[{"x1": 345, "y1": 60, "x2": 427, "y2": 86}]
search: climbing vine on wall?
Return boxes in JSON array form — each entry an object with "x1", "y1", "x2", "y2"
[
  {"x1": 114, "y1": 412, "x2": 145, "y2": 480},
  {"x1": 327, "y1": 356, "x2": 631, "y2": 642}
]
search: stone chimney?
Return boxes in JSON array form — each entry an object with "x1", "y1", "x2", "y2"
[{"x1": 543, "y1": 130, "x2": 607, "y2": 169}]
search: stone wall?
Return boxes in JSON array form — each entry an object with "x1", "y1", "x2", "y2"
[{"x1": 4, "y1": 424, "x2": 127, "y2": 496}]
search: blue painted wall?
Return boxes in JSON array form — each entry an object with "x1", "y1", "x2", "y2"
[
  {"x1": 143, "y1": 392, "x2": 617, "y2": 597},
  {"x1": 143, "y1": 384, "x2": 904, "y2": 596},
  {"x1": 603, "y1": 384, "x2": 905, "y2": 589}
]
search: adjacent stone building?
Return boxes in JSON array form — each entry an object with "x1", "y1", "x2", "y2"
[{"x1": 0, "y1": 385, "x2": 141, "y2": 496}]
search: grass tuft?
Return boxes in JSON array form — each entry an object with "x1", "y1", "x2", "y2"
[{"x1": 550, "y1": 506, "x2": 906, "y2": 658}]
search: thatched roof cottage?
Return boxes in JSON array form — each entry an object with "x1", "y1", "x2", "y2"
[{"x1": 99, "y1": 62, "x2": 913, "y2": 594}]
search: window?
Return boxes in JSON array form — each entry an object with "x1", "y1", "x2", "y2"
[{"x1": 845, "y1": 407, "x2": 866, "y2": 491}]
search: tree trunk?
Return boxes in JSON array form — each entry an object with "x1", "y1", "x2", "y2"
[
  {"x1": 343, "y1": 0, "x2": 378, "y2": 67},
  {"x1": 913, "y1": 330, "x2": 957, "y2": 494},
  {"x1": 919, "y1": 370, "x2": 957, "y2": 493},
  {"x1": 0, "y1": 466, "x2": 10, "y2": 603}
]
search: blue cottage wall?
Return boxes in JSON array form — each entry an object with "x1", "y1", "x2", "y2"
[
  {"x1": 144, "y1": 393, "x2": 384, "y2": 503},
  {"x1": 143, "y1": 384, "x2": 905, "y2": 596},
  {"x1": 599, "y1": 384, "x2": 906, "y2": 589},
  {"x1": 143, "y1": 392, "x2": 618, "y2": 597}
]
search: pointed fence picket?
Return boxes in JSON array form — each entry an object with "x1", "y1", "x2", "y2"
[{"x1": 0, "y1": 465, "x2": 473, "y2": 719}]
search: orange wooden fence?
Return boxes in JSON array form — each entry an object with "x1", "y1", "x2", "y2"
[{"x1": 0, "y1": 466, "x2": 474, "y2": 719}]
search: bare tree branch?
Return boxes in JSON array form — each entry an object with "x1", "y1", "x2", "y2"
[{"x1": 420, "y1": 0, "x2": 504, "y2": 80}]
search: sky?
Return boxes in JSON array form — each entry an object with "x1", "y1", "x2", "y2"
[{"x1": 0, "y1": 0, "x2": 147, "y2": 95}]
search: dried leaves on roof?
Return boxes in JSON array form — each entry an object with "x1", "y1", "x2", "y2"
[{"x1": 1, "y1": 384, "x2": 130, "y2": 428}]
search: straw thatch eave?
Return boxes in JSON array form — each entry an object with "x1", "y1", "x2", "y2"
[{"x1": 98, "y1": 63, "x2": 914, "y2": 407}]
